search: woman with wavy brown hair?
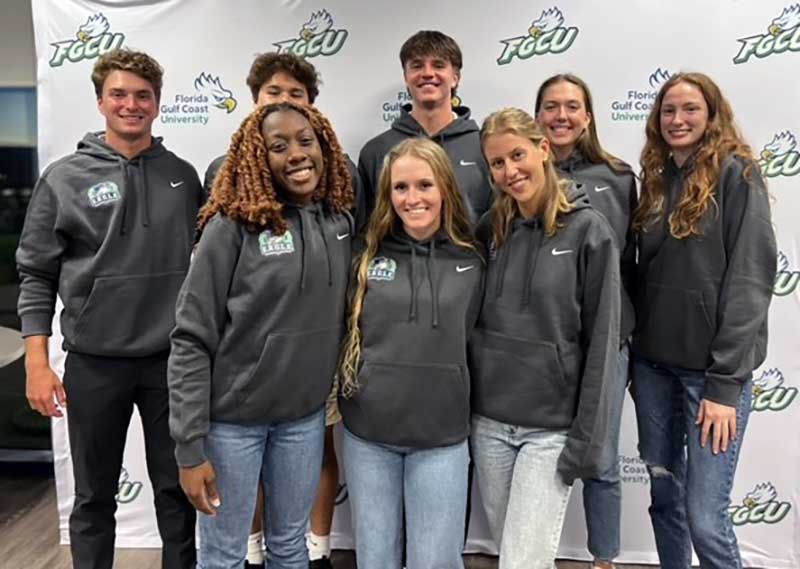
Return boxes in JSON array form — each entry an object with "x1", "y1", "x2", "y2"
[
  {"x1": 632, "y1": 72, "x2": 776, "y2": 569},
  {"x1": 167, "y1": 101, "x2": 353, "y2": 569},
  {"x1": 338, "y1": 137, "x2": 483, "y2": 569}
]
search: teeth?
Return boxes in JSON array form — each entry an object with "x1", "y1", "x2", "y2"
[{"x1": 288, "y1": 167, "x2": 312, "y2": 182}]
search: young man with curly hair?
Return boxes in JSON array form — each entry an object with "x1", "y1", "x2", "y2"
[{"x1": 16, "y1": 48, "x2": 201, "y2": 569}]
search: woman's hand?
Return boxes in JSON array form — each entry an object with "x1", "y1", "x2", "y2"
[
  {"x1": 696, "y1": 399, "x2": 737, "y2": 454},
  {"x1": 179, "y1": 461, "x2": 221, "y2": 515}
]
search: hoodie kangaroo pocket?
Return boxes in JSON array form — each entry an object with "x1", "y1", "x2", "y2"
[
  {"x1": 470, "y1": 329, "x2": 571, "y2": 427},
  {"x1": 236, "y1": 325, "x2": 342, "y2": 423},
  {"x1": 71, "y1": 271, "x2": 186, "y2": 355},
  {"x1": 352, "y1": 361, "x2": 469, "y2": 447},
  {"x1": 637, "y1": 284, "x2": 715, "y2": 369}
]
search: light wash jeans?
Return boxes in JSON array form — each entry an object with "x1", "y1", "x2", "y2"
[
  {"x1": 198, "y1": 407, "x2": 325, "y2": 569},
  {"x1": 342, "y1": 428, "x2": 469, "y2": 569},
  {"x1": 631, "y1": 356, "x2": 751, "y2": 569},
  {"x1": 470, "y1": 414, "x2": 571, "y2": 569},
  {"x1": 582, "y1": 344, "x2": 630, "y2": 562}
]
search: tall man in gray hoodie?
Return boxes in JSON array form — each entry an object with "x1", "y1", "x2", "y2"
[{"x1": 16, "y1": 49, "x2": 200, "y2": 569}]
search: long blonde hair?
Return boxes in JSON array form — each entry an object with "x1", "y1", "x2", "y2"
[
  {"x1": 634, "y1": 72, "x2": 757, "y2": 238},
  {"x1": 339, "y1": 138, "x2": 477, "y2": 396},
  {"x1": 480, "y1": 108, "x2": 573, "y2": 247}
]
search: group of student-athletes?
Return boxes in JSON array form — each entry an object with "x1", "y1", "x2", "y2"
[{"x1": 18, "y1": 28, "x2": 776, "y2": 569}]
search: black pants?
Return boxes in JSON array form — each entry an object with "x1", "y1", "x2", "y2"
[{"x1": 64, "y1": 351, "x2": 196, "y2": 569}]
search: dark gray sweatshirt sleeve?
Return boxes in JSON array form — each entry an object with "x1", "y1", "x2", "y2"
[
  {"x1": 357, "y1": 146, "x2": 379, "y2": 217},
  {"x1": 704, "y1": 160, "x2": 777, "y2": 406},
  {"x1": 168, "y1": 215, "x2": 241, "y2": 467},
  {"x1": 16, "y1": 175, "x2": 65, "y2": 337},
  {"x1": 619, "y1": 173, "x2": 638, "y2": 341},
  {"x1": 557, "y1": 218, "x2": 621, "y2": 485}
]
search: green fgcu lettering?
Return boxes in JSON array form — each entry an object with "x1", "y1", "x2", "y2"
[
  {"x1": 759, "y1": 131, "x2": 800, "y2": 177},
  {"x1": 733, "y1": 5, "x2": 800, "y2": 64},
  {"x1": 49, "y1": 13, "x2": 125, "y2": 67},
  {"x1": 751, "y1": 368, "x2": 798, "y2": 412},
  {"x1": 774, "y1": 251, "x2": 800, "y2": 296},
  {"x1": 728, "y1": 483, "x2": 791, "y2": 525},
  {"x1": 497, "y1": 7, "x2": 578, "y2": 65},
  {"x1": 115, "y1": 468, "x2": 143, "y2": 504},
  {"x1": 274, "y1": 9, "x2": 348, "y2": 58},
  {"x1": 259, "y1": 230, "x2": 295, "y2": 257}
]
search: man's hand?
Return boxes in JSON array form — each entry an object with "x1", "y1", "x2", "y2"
[
  {"x1": 24, "y1": 335, "x2": 66, "y2": 417},
  {"x1": 179, "y1": 461, "x2": 221, "y2": 516},
  {"x1": 696, "y1": 398, "x2": 737, "y2": 454}
]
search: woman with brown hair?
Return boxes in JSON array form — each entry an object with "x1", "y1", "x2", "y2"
[
  {"x1": 470, "y1": 108, "x2": 620, "y2": 569},
  {"x1": 167, "y1": 101, "x2": 353, "y2": 569},
  {"x1": 338, "y1": 137, "x2": 483, "y2": 569},
  {"x1": 632, "y1": 72, "x2": 776, "y2": 569}
]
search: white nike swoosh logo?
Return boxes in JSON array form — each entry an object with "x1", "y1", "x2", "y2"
[
  {"x1": 594, "y1": 185, "x2": 610, "y2": 192},
  {"x1": 336, "y1": 233, "x2": 349, "y2": 240},
  {"x1": 170, "y1": 181, "x2": 184, "y2": 188},
  {"x1": 459, "y1": 160, "x2": 476, "y2": 166},
  {"x1": 551, "y1": 248, "x2": 573, "y2": 256},
  {"x1": 456, "y1": 265, "x2": 475, "y2": 272}
]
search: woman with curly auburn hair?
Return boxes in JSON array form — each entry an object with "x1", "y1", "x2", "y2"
[
  {"x1": 470, "y1": 108, "x2": 620, "y2": 569},
  {"x1": 631, "y1": 72, "x2": 776, "y2": 569},
  {"x1": 167, "y1": 101, "x2": 353, "y2": 569},
  {"x1": 338, "y1": 138, "x2": 483, "y2": 569}
]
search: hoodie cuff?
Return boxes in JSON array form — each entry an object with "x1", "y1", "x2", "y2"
[
  {"x1": 702, "y1": 374, "x2": 744, "y2": 407},
  {"x1": 20, "y1": 312, "x2": 54, "y2": 338},
  {"x1": 175, "y1": 438, "x2": 207, "y2": 468}
]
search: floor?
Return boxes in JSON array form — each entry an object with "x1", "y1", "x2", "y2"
[{"x1": 0, "y1": 462, "x2": 655, "y2": 569}]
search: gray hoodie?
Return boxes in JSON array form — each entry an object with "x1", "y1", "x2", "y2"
[
  {"x1": 168, "y1": 204, "x2": 353, "y2": 467},
  {"x1": 16, "y1": 132, "x2": 203, "y2": 356},
  {"x1": 357, "y1": 105, "x2": 493, "y2": 222},
  {"x1": 339, "y1": 228, "x2": 484, "y2": 449},
  {"x1": 633, "y1": 155, "x2": 777, "y2": 406},
  {"x1": 470, "y1": 185, "x2": 621, "y2": 485},
  {"x1": 556, "y1": 151, "x2": 637, "y2": 342}
]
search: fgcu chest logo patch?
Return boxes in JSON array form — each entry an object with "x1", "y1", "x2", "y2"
[
  {"x1": 49, "y1": 13, "x2": 125, "y2": 68},
  {"x1": 497, "y1": 7, "x2": 579, "y2": 65},
  {"x1": 751, "y1": 367, "x2": 798, "y2": 412},
  {"x1": 367, "y1": 256, "x2": 397, "y2": 282},
  {"x1": 729, "y1": 483, "x2": 792, "y2": 525},
  {"x1": 115, "y1": 467, "x2": 143, "y2": 504},
  {"x1": 259, "y1": 230, "x2": 295, "y2": 257},
  {"x1": 759, "y1": 131, "x2": 800, "y2": 177},
  {"x1": 733, "y1": 4, "x2": 800, "y2": 64},
  {"x1": 774, "y1": 251, "x2": 799, "y2": 296},
  {"x1": 161, "y1": 73, "x2": 237, "y2": 127},
  {"x1": 611, "y1": 68, "x2": 671, "y2": 122},
  {"x1": 274, "y1": 10, "x2": 348, "y2": 58},
  {"x1": 87, "y1": 181, "x2": 121, "y2": 207}
]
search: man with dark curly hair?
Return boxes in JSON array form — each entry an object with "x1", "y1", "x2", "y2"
[{"x1": 16, "y1": 48, "x2": 201, "y2": 569}]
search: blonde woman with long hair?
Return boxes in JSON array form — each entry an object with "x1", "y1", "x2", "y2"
[
  {"x1": 470, "y1": 108, "x2": 620, "y2": 569},
  {"x1": 631, "y1": 72, "x2": 776, "y2": 569},
  {"x1": 338, "y1": 138, "x2": 483, "y2": 569}
]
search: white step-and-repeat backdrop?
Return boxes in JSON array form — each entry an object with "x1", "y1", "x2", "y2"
[{"x1": 33, "y1": 0, "x2": 799, "y2": 566}]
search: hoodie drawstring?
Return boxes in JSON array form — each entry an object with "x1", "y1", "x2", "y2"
[
  {"x1": 119, "y1": 159, "x2": 129, "y2": 235},
  {"x1": 522, "y1": 228, "x2": 543, "y2": 308},
  {"x1": 118, "y1": 156, "x2": 150, "y2": 235},
  {"x1": 494, "y1": 237, "x2": 509, "y2": 299},
  {"x1": 405, "y1": 238, "x2": 439, "y2": 328},
  {"x1": 314, "y1": 208, "x2": 333, "y2": 286},
  {"x1": 298, "y1": 209, "x2": 309, "y2": 291},
  {"x1": 408, "y1": 242, "x2": 417, "y2": 322},
  {"x1": 428, "y1": 239, "x2": 439, "y2": 328},
  {"x1": 139, "y1": 156, "x2": 150, "y2": 227}
]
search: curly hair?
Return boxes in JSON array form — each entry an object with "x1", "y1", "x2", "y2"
[
  {"x1": 634, "y1": 72, "x2": 757, "y2": 238},
  {"x1": 339, "y1": 138, "x2": 477, "y2": 396},
  {"x1": 92, "y1": 48, "x2": 163, "y2": 100},
  {"x1": 480, "y1": 108, "x2": 573, "y2": 247},
  {"x1": 197, "y1": 102, "x2": 352, "y2": 238},
  {"x1": 535, "y1": 73, "x2": 631, "y2": 175},
  {"x1": 246, "y1": 52, "x2": 320, "y2": 103}
]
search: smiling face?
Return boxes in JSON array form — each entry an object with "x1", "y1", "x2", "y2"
[
  {"x1": 659, "y1": 81, "x2": 709, "y2": 166},
  {"x1": 403, "y1": 55, "x2": 459, "y2": 109},
  {"x1": 97, "y1": 70, "x2": 159, "y2": 148},
  {"x1": 483, "y1": 132, "x2": 550, "y2": 219},
  {"x1": 256, "y1": 71, "x2": 310, "y2": 106},
  {"x1": 390, "y1": 154, "x2": 443, "y2": 241},
  {"x1": 536, "y1": 80, "x2": 591, "y2": 161},
  {"x1": 262, "y1": 109, "x2": 323, "y2": 204}
]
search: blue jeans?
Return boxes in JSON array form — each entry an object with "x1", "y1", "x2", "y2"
[
  {"x1": 631, "y1": 356, "x2": 751, "y2": 569},
  {"x1": 470, "y1": 414, "x2": 571, "y2": 569},
  {"x1": 198, "y1": 407, "x2": 325, "y2": 569},
  {"x1": 582, "y1": 345, "x2": 630, "y2": 562},
  {"x1": 342, "y1": 429, "x2": 469, "y2": 569}
]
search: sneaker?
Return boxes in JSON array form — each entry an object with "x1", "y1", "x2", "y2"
[
  {"x1": 244, "y1": 562, "x2": 265, "y2": 569},
  {"x1": 309, "y1": 556, "x2": 333, "y2": 569}
]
